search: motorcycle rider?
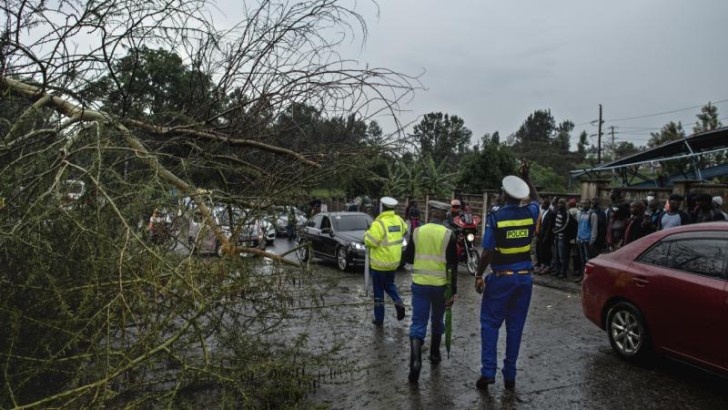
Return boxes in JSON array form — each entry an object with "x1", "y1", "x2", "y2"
[
  {"x1": 148, "y1": 208, "x2": 166, "y2": 243},
  {"x1": 444, "y1": 199, "x2": 464, "y2": 233}
]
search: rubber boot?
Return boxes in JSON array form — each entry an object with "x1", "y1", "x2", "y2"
[
  {"x1": 430, "y1": 332, "x2": 442, "y2": 365},
  {"x1": 408, "y1": 338, "x2": 423, "y2": 383}
]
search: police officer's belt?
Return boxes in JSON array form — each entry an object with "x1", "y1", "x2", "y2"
[{"x1": 493, "y1": 269, "x2": 531, "y2": 277}]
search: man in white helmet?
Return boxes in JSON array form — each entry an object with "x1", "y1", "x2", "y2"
[
  {"x1": 364, "y1": 196, "x2": 408, "y2": 326},
  {"x1": 474, "y1": 161, "x2": 540, "y2": 392}
]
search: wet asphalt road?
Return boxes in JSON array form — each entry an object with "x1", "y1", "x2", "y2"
[{"x1": 262, "y1": 238, "x2": 728, "y2": 409}]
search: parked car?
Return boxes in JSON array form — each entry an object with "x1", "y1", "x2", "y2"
[
  {"x1": 187, "y1": 204, "x2": 267, "y2": 256},
  {"x1": 268, "y1": 206, "x2": 307, "y2": 236},
  {"x1": 581, "y1": 222, "x2": 728, "y2": 374},
  {"x1": 296, "y1": 211, "x2": 408, "y2": 272}
]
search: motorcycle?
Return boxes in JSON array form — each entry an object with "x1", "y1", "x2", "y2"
[{"x1": 453, "y1": 212, "x2": 481, "y2": 275}]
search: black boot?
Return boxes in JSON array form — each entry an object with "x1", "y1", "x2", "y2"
[
  {"x1": 408, "y1": 338, "x2": 423, "y2": 383},
  {"x1": 395, "y1": 303, "x2": 405, "y2": 321},
  {"x1": 430, "y1": 332, "x2": 442, "y2": 364}
]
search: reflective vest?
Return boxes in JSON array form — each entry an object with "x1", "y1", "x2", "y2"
[
  {"x1": 412, "y1": 223, "x2": 451, "y2": 286},
  {"x1": 492, "y1": 207, "x2": 535, "y2": 267},
  {"x1": 364, "y1": 210, "x2": 407, "y2": 271}
]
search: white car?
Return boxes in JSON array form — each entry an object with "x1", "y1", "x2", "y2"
[
  {"x1": 187, "y1": 205, "x2": 268, "y2": 256},
  {"x1": 270, "y1": 206, "x2": 308, "y2": 236}
]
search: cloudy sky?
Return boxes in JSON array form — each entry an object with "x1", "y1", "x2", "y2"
[{"x1": 341, "y1": 0, "x2": 728, "y2": 148}]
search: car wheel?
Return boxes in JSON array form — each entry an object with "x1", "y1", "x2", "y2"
[
  {"x1": 607, "y1": 301, "x2": 651, "y2": 362},
  {"x1": 336, "y1": 246, "x2": 349, "y2": 272},
  {"x1": 215, "y1": 240, "x2": 224, "y2": 258},
  {"x1": 296, "y1": 238, "x2": 309, "y2": 262}
]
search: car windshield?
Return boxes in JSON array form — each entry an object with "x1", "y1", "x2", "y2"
[{"x1": 332, "y1": 214, "x2": 372, "y2": 231}]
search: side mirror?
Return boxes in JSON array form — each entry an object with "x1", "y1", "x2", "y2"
[{"x1": 321, "y1": 227, "x2": 332, "y2": 236}]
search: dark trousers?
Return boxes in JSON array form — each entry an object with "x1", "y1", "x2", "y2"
[
  {"x1": 552, "y1": 237, "x2": 569, "y2": 277},
  {"x1": 570, "y1": 241, "x2": 580, "y2": 275},
  {"x1": 536, "y1": 237, "x2": 553, "y2": 267},
  {"x1": 576, "y1": 241, "x2": 595, "y2": 277},
  {"x1": 480, "y1": 273, "x2": 533, "y2": 381},
  {"x1": 371, "y1": 268, "x2": 402, "y2": 323}
]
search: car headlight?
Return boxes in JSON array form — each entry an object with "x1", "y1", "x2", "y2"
[
  {"x1": 351, "y1": 242, "x2": 365, "y2": 250},
  {"x1": 467, "y1": 233, "x2": 475, "y2": 242}
]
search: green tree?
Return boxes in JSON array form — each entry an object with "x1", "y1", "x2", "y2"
[
  {"x1": 693, "y1": 102, "x2": 723, "y2": 134},
  {"x1": 648, "y1": 121, "x2": 688, "y2": 175},
  {"x1": 419, "y1": 153, "x2": 456, "y2": 197},
  {"x1": 411, "y1": 112, "x2": 472, "y2": 169},
  {"x1": 0, "y1": 0, "x2": 417, "y2": 407},
  {"x1": 577, "y1": 130, "x2": 589, "y2": 157},
  {"x1": 693, "y1": 102, "x2": 724, "y2": 165},
  {"x1": 530, "y1": 162, "x2": 566, "y2": 193},
  {"x1": 648, "y1": 121, "x2": 685, "y2": 147},
  {"x1": 510, "y1": 110, "x2": 580, "y2": 189},
  {"x1": 456, "y1": 132, "x2": 517, "y2": 192},
  {"x1": 613, "y1": 141, "x2": 640, "y2": 160}
]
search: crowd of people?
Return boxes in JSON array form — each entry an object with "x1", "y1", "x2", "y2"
[{"x1": 532, "y1": 188, "x2": 727, "y2": 283}]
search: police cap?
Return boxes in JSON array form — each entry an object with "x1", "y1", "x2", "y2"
[
  {"x1": 381, "y1": 196, "x2": 398, "y2": 208},
  {"x1": 428, "y1": 200, "x2": 450, "y2": 211},
  {"x1": 502, "y1": 175, "x2": 530, "y2": 200}
]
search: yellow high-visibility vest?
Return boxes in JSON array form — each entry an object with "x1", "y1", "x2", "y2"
[
  {"x1": 364, "y1": 210, "x2": 407, "y2": 271},
  {"x1": 412, "y1": 223, "x2": 451, "y2": 286}
]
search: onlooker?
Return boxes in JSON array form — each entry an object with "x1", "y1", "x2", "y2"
[
  {"x1": 405, "y1": 200, "x2": 421, "y2": 233},
  {"x1": 551, "y1": 198, "x2": 571, "y2": 279},
  {"x1": 567, "y1": 199, "x2": 580, "y2": 277},
  {"x1": 693, "y1": 192, "x2": 726, "y2": 223},
  {"x1": 575, "y1": 199, "x2": 598, "y2": 282},
  {"x1": 534, "y1": 198, "x2": 554, "y2": 274},
  {"x1": 713, "y1": 196, "x2": 728, "y2": 220},
  {"x1": 646, "y1": 198, "x2": 661, "y2": 227},
  {"x1": 623, "y1": 200, "x2": 656, "y2": 245},
  {"x1": 589, "y1": 197, "x2": 607, "y2": 256},
  {"x1": 606, "y1": 188, "x2": 630, "y2": 251},
  {"x1": 656, "y1": 194, "x2": 692, "y2": 230}
]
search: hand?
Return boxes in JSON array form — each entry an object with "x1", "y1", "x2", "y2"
[
  {"x1": 519, "y1": 159, "x2": 530, "y2": 178},
  {"x1": 475, "y1": 276, "x2": 485, "y2": 294},
  {"x1": 446, "y1": 295, "x2": 455, "y2": 307}
]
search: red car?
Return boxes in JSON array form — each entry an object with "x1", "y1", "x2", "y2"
[{"x1": 582, "y1": 222, "x2": 728, "y2": 374}]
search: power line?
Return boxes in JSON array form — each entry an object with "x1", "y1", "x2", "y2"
[
  {"x1": 575, "y1": 99, "x2": 728, "y2": 126},
  {"x1": 607, "y1": 99, "x2": 728, "y2": 122}
]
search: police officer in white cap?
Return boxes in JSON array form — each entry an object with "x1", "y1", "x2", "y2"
[
  {"x1": 474, "y1": 161, "x2": 540, "y2": 391},
  {"x1": 364, "y1": 196, "x2": 408, "y2": 326}
]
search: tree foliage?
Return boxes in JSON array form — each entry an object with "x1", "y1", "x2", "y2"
[
  {"x1": 510, "y1": 110, "x2": 583, "y2": 188},
  {"x1": 0, "y1": 0, "x2": 417, "y2": 407},
  {"x1": 411, "y1": 112, "x2": 472, "y2": 169},
  {"x1": 456, "y1": 132, "x2": 516, "y2": 192},
  {"x1": 693, "y1": 102, "x2": 723, "y2": 134}
]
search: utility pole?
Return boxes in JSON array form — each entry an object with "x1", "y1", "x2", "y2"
[
  {"x1": 610, "y1": 126, "x2": 615, "y2": 161},
  {"x1": 597, "y1": 104, "x2": 603, "y2": 164}
]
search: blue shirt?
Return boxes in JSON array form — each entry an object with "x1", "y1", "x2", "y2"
[{"x1": 482, "y1": 200, "x2": 540, "y2": 271}]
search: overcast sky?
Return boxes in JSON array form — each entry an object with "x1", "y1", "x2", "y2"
[{"x1": 341, "y1": 0, "x2": 728, "y2": 149}]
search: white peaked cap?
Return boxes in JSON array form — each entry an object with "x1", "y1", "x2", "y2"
[
  {"x1": 502, "y1": 175, "x2": 530, "y2": 200},
  {"x1": 381, "y1": 196, "x2": 398, "y2": 208}
]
